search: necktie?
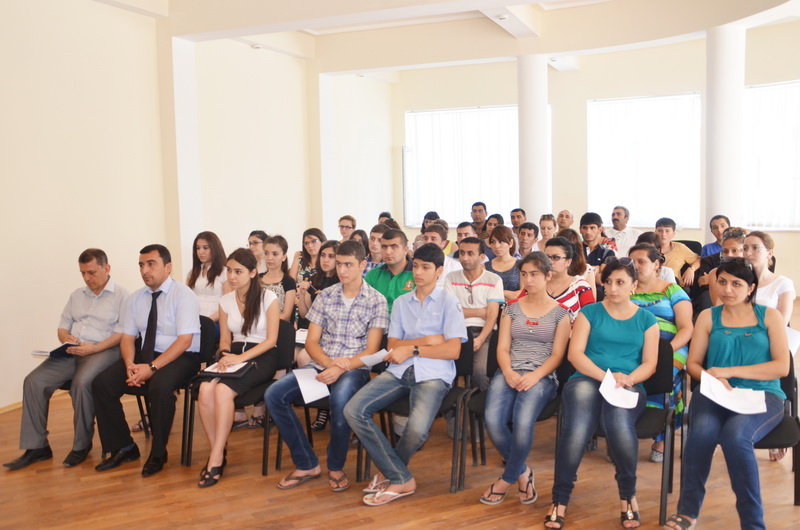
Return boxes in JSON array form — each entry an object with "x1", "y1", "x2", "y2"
[{"x1": 141, "y1": 291, "x2": 162, "y2": 363}]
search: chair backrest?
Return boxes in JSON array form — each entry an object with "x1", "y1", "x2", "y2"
[
  {"x1": 642, "y1": 338, "x2": 674, "y2": 396},
  {"x1": 781, "y1": 354, "x2": 797, "y2": 417},
  {"x1": 198, "y1": 315, "x2": 217, "y2": 365},
  {"x1": 675, "y1": 239, "x2": 702, "y2": 256},
  {"x1": 275, "y1": 319, "x2": 296, "y2": 371}
]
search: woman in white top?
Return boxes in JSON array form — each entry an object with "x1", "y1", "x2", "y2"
[
  {"x1": 186, "y1": 231, "x2": 230, "y2": 322},
  {"x1": 744, "y1": 231, "x2": 795, "y2": 462},
  {"x1": 196, "y1": 248, "x2": 280, "y2": 488}
]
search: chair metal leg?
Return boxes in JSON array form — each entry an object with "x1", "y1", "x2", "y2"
[
  {"x1": 659, "y1": 411, "x2": 675, "y2": 526},
  {"x1": 450, "y1": 399, "x2": 461, "y2": 493},
  {"x1": 135, "y1": 395, "x2": 150, "y2": 440},
  {"x1": 276, "y1": 429, "x2": 283, "y2": 471},
  {"x1": 794, "y1": 444, "x2": 799, "y2": 506},
  {"x1": 262, "y1": 415, "x2": 270, "y2": 476},
  {"x1": 478, "y1": 417, "x2": 487, "y2": 465},
  {"x1": 469, "y1": 411, "x2": 479, "y2": 466},
  {"x1": 181, "y1": 388, "x2": 195, "y2": 466},
  {"x1": 304, "y1": 406, "x2": 314, "y2": 446}
]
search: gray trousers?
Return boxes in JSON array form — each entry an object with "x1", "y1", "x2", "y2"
[
  {"x1": 468, "y1": 327, "x2": 493, "y2": 392},
  {"x1": 20, "y1": 347, "x2": 120, "y2": 451}
]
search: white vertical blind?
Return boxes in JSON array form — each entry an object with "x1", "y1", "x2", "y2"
[
  {"x1": 403, "y1": 106, "x2": 519, "y2": 227},
  {"x1": 587, "y1": 94, "x2": 701, "y2": 228}
]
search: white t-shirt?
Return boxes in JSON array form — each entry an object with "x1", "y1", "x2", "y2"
[
  {"x1": 606, "y1": 227, "x2": 643, "y2": 257},
  {"x1": 187, "y1": 268, "x2": 227, "y2": 317},
  {"x1": 219, "y1": 288, "x2": 278, "y2": 343},
  {"x1": 444, "y1": 269, "x2": 504, "y2": 328},
  {"x1": 437, "y1": 255, "x2": 463, "y2": 288},
  {"x1": 756, "y1": 275, "x2": 796, "y2": 310}
]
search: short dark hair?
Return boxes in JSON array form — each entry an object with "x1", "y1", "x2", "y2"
[
  {"x1": 457, "y1": 221, "x2": 477, "y2": 233},
  {"x1": 422, "y1": 223, "x2": 448, "y2": 241},
  {"x1": 488, "y1": 213, "x2": 505, "y2": 225},
  {"x1": 423, "y1": 211, "x2": 440, "y2": 222},
  {"x1": 716, "y1": 257, "x2": 758, "y2": 303},
  {"x1": 519, "y1": 222, "x2": 539, "y2": 238},
  {"x1": 517, "y1": 251, "x2": 552, "y2": 274},
  {"x1": 579, "y1": 212, "x2": 603, "y2": 227},
  {"x1": 511, "y1": 208, "x2": 526, "y2": 217},
  {"x1": 414, "y1": 243, "x2": 444, "y2": 268},
  {"x1": 378, "y1": 211, "x2": 392, "y2": 219},
  {"x1": 458, "y1": 236, "x2": 485, "y2": 255},
  {"x1": 249, "y1": 230, "x2": 268, "y2": 242},
  {"x1": 489, "y1": 225, "x2": 516, "y2": 255},
  {"x1": 370, "y1": 223, "x2": 390, "y2": 236},
  {"x1": 337, "y1": 239, "x2": 366, "y2": 262},
  {"x1": 382, "y1": 228, "x2": 408, "y2": 245},
  {"x1": 628, "y1": 243, "x2": 664, "y2": 264},
  {"x1": 79, "y1": 248, "x2": 108, "y2": 266},
  {"x1": 339, "y1": 215, "x2": 356, "y2": 228},
  {"x1": 140, "y1": 244, "x2": 171, "y2": 264},
  {"x1": 655, "y1": 217, "x2": 676, "y2": 230},
  {"x1": 601, "y1": 257, "x2": 637, "y2": 283},
  {"x1": 382, "y1": 218, "x2": 401, "y2": 229},
  {"x1": 709, "y1": 214, "x2": 731, "y2": 228},
  {"x1": 636, "y1": 231, "x2": 658, "y2": 245},
  {"x1": 472, "y1": 201, "x2": 487, "y2": 210},
  {"x1": 545, "y1": 236, "x2": 576, "y2": 260}
]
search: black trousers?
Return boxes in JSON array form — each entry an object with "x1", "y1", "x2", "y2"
[{"x1": 92, "y1": 353, "x2": 200, "y2": 457}]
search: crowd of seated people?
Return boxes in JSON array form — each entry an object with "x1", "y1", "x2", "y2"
[{"x1": 4, "y1": 204, "x2": 795, "y2": 529}]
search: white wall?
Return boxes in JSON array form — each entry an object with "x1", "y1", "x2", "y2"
[
  {"x1": 320, "y1": 74, "x2": 393, "y2": 236},
  {"x1": 194, "y1": 40, "x2": 310, "y2": 261},
  {"x1": 0, "y1": 0, "x2": 164, "y2": 408}
]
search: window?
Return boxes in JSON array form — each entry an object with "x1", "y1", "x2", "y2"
[
  {"x1": 403, "y1": 106, "x2": 519, "y2": 227},
  {"x1": 587, "y1": 94, "x2": 701, "y2": 228},
  {"x1": 742, "y1": 80, "x2": 800, "y2": 229}
]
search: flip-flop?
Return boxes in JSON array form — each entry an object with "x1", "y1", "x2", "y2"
[
  {"x1": 328, "y1": 472, "x2": 350, "y2": 492},
  {"x1": 363, "y1": 489, "x2": 415, "y2": 506},
  {"x1": 479, "y1": 479, "x2": 509, "y2": 505},
  {"x1": 276, "y1": 472, "x2": 321, "y2": 490},
  {"x1": 519, "y1": 469, "x2": 537, "y2": 505},
  {"x1": 362, "y1": 474, "x2": 390, "y2": 494}
]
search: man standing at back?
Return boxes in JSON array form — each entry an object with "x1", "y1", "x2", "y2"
[
  {"x1": 510, "y1": 208, "x2": 527, "y2": 237},
  {"x1": 557, "y1": 209, "x2": 574, "y2": 230},
  {"x1": 93, "y1": 244, "x2": 201, "y2": 476},
  {"x1": 471, "y1": 202, "x2": 490, "y2": 240},
  {"x1": 605, "y1": 206, "x2": 642, "y2": 256},
  {"x1": 364, "y1": 223, "x2": 389, "y2": 278},
  {"x1": 4, "y1": 249, "x2": 129, "y2": 470}
]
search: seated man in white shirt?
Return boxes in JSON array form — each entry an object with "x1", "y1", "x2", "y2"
[
  {"x1": 605, "y1": 205, "x2": 642, "y2": 257},
  {"x1": 4, "y1": 249, "x2": 129, "y2": 470},
  {"x1": 421, "y1": 222, "x2": 462, "y2": 287},
  {"x1": 444, "y1": 237, "x2": 503, "y2": 391}
]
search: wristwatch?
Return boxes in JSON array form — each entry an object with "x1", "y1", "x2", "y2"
[
  {"x1": 412, "y1": 345, "x2": 420, "y2": 357},
  {"x1": 149, "y1": 363, "x2": 159, "y2": 373}
]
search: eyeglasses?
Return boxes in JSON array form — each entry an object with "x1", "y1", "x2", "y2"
[
  {"x1": 605, "y1": 256, "x2": 635, "y2": 267},
  {"x1": 464, "y1": 284, "x2": 474, "y2": 305},
  {"x1": 303, "y1": 239, "x2": 321, "y2": 247},
  {"x1": 545, "y1": 254, "x2": 568, "y2": 262},
  {"x1": 339, "y1": 225, "x2": 354, "y2": 230},
  {"x1": 719, "y1": 256, "x2": 754, "y2": 269},
  {"x1": 743, "y1": 245, "x2": 767, "y2": 253},
  {"x1": 248, "y1": 241, "x2": 262, "y2": 247}
]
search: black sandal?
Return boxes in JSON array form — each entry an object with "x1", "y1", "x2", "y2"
[
  {"x1": 311, "y1": 409, "x2": 330, "y2": 431},
  {"x1": 199, "y1": 449, "x2": 227, "y2": 479},
  {"x1": 544, "y1": 503, "x2": 566, "y2": 529},
  {"x1": 620, "y1": 498, "x2": 640, "y2": 528},
  {"x1": 198, "y1": 465, "x2": 223, "y2": 488},
  {"x1": 664, "y1": 514, "x2": 696, "y2": 529}
]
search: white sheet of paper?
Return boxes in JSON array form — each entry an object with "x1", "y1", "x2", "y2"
[
  {"x1": 31, "y1": 350, "x2": 50, "y2": 357},
  {"x1": 204, "y1": 361, "x2": 249, "y2": 373},
  {"x1": 599, "y1": 369, "x2": 639, "y2": 409},
  {"x1": 359, "y1": 349, "x2": 390, "y2": 368},
  {"x1": 785, "y1": 327, "x2": 800, "y2": 358},
  {"x1": 700, "y1": 370, "x2": 767, "y2": 415},
  {"x1": 295, "y1": 328, "x2": 308, "y2": 345},
  {"x1": 294, "y1": 368, "x2": 330, "y2": 403}
]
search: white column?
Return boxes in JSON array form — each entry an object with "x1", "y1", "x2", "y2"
[
  {"x1": 706, "y1": 25, "x2": 746, "y2": 229},
  {"x1": 517, "y1": 55, "x2": 550, "y2": 217}
]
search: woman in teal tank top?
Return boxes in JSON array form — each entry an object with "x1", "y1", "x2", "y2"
[
  {"x1": 666, "y1": 258, "x2": 789, "y2": 530},
  {"x1": 546, "y1": 258, "x2": 659, "y2": 529}
]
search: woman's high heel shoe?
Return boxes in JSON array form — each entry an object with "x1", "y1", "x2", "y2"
[{"x1": 198, "y1": 465, "x2": 223, "y2": 488}]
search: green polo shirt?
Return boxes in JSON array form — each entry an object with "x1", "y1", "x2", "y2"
[{"x1": 365, "y1": 260, "x2": 415, "y2": 314}]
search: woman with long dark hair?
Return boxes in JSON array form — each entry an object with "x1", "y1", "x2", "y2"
[
  {"x1": 196, "y1": 248, "x2": 280, "y2": 488},
  {"x1": 186, "y1": 231, "x2": 229, "y2": 322},
  {"x1": 289, "y1": 228, "x2": 327, "y2": 284}
]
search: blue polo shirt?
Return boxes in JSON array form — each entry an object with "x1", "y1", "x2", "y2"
[{"x1": 386, "y1": 287, "x2": 468, "y2": 384}]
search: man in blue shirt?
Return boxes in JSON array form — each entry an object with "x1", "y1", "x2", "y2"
[
  {"x1": 345, "y1": 243, "x2": 467, "y2": 506},
  {"x1": 93, "y1": 244, "x2": 201, "y2": 477}
]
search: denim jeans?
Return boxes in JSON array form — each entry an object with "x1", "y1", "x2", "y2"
[
  {"x1": 552, "y1": 376, "x2": 646, "y2": 505},
  {"x1": 264, "y1": 367, "x2": 370, "y2": 471},
  {"x1": 344, "y1": 366, "x2": 449, "y2": 484},
  {"x1": 485, "y1": 371, "x2": 557, "y2": 484},
  {"x1": 677, "y1": 391, "x2": 784, "y2": 529}
]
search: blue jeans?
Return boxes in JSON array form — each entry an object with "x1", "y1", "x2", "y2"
[
  {"x1": 484, "y1": 371, "x2": 557, "y2": 484},
  {"x1": 677, "y1": 392, "x2": 784, "y2": 529},
  {"x1": 552, "y1": 377, "x2": 646, "y2": 505},
  {"x1": 344, "y1": 366, "x2": 449, "y2": 484},
  {"x1": 264, "y1": 367, "x2": 370, "y2": 471}
]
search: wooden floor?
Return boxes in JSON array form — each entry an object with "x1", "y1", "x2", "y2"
[{"x1": 0, "y1": 391, "x2": 797, "y2": 529}]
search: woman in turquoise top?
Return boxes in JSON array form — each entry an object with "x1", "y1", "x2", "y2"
[
  {"x1": 665, "y1": 258, "x2": 789, "y2": 530},
  {"x1": 628, "y1": 243, "x2": 693, "y2": 462},
  {"x1": 546, "y1": 258, "x2": 659, "y2": 530}
]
